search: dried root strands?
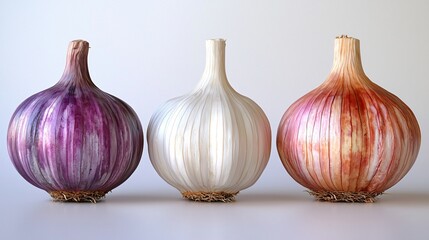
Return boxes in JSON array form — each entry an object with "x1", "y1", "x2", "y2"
[
  {"x1": 307, "y1": 190, "x2": 382, "y2": 203},
  {"x1": 49, "y1": 191, "x2": 107, "y2": 203},
  {"x1": 182, "y1": 191, "x2": 238, "y2": 203}
]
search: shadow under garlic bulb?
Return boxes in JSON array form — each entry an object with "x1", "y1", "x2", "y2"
[
  {"x1": 7, "y1": 40, "x2": 144, "y2": 202},
  {"x1": 147, "y1": 39, "x2": 271, "y2": 202},
  {"x1": 277, "y1": 36, "x2": 421, "y2": 203}
]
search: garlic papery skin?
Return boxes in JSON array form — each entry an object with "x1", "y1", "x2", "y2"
[
  {"x1": 147, "y1": 39, "x2": 271, "y2": 202},
  {"x1": 7, "y1": 40, "x2": 144, "y2": 203},
  {"x1": 277, "y1": 36, "x2": 421, "y2": 203}
]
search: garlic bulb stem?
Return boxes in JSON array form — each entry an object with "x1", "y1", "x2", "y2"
[
  {"x1": 331, "y1": 36, "x2": 364, "y2": 75},
  {"x1": 195, "y1": 39, "x2": 230, "y2": 90},
  {"x1": 59, "y1": 40, "x2": 93, "y2": 86}
]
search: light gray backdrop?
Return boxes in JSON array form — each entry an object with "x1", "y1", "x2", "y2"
[{"x1": 1, "y1": 1, "x2": 428, "y2": 239}]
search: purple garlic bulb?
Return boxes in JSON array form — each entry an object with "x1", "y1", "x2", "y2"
[{"x1": 7, "y1": 40, "x2": 144, "y2": 202}]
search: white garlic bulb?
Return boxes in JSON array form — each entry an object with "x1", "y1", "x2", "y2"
[{"x1": 147, "y1": 39, "x2": 271, "y2": 202}]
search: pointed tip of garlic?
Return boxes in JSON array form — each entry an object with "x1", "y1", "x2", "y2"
[
  {"x1": 70, "y1": 40, "x2": 90, "y2": 50},
  {"x1": 336, "y1": 35, "x2": 350, "y2": 38},
  {"x1": 208, "y1": 38, "x2": 226, "y2": 43},
  {"x1": 335, "y1": 35, "x2": 360, "y2": 44},
  {"x1": 72, "y1": 39, "x2": 89, "y2": 43},
  {"x1": 336, "y1": 35, "x2": 357, "y2": 40}
]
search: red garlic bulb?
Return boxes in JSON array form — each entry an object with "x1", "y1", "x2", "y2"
[
  {"x1": 277, "y1": 36, "x2": 421, "y2": 202},
  {"x1": 7, "y1": 40, "x2": 144, "y2": 202}
]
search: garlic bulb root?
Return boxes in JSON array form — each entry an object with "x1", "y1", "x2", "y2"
[
  {"x1": 49, "y1": 191, "x2": 107, "y2": 203},
  {"x1": 307, "y1": 190, "x2": 382, "y2": 203},
  {"x1": 182, "y1": 191, "x2": 238, "y2": 202}
]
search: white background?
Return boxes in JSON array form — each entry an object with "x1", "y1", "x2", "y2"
[{"x1": 1, "y1": 1, "x2": 428, "y2": 239}]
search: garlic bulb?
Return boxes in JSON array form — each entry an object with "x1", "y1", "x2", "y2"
[
  {"x1": 277, "y1": 36, "x2": 421, "y2": 202},
  {"x1": 147, "y1": 39, "x2": 271, "y2": 202},
  {"x1": 7, "y1": 40, "x2": 144, "y2": 202}
]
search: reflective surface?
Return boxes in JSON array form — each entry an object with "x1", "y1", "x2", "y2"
[{"x1": 2, "y1": 187, "x2": 428, "y2": 240}]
